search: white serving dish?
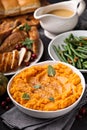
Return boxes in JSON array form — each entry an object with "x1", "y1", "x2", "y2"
[
  {"x1": 4, "y1": 39, "x2": 44, "y2": 76},
  {"x1": 48, "y1": 30, "x2": 87, "y2": 73},
  {"x1": 7, "y1": 60, "x2": 85, "y2": 118}
]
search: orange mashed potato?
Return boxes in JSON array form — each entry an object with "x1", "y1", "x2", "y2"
[{"x1": 10, "y1": 63, "x2": 82, "y2": 111}]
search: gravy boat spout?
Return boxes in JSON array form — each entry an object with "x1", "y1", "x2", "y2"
[{"x1": 34, "y1": 0, "x2": 86, "y2": 34}]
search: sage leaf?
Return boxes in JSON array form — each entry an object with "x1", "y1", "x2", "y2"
[
  {"x1": 24, "y1": 23, "x2": 31, "y2": 32},
  {"x1": 47, "y1": 65, "x2": 56, "y2": 77},
  {"x1": 19, "y1": 26, "x2": 24, "y2": 30},
  {"x1": 19, "y1": 23, "x2": 31, "y2": 32},
  {"x1": 22, "y1": 93, "x2": 30, "y2": 100},
  {"x1": 48, "y1": 97, "x2": 55, "y2": 101},
  {"x1": 33, "y1": 85, "x2": 41, "y2": 89},
  {"x1": 22, "y1": 38, "x2": 33, "y2": 49}
]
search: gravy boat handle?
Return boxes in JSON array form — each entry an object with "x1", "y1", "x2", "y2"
[{"x1": 75, "y1": 0, "x2": 86, "y2": 16}]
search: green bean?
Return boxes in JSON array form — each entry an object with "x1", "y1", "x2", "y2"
[
  {"x1": 52, "y1": 33, "x2": 87, "y2": 69},
  {"x1": 69, "y1": 44, "x2": 87, "y2": 59},
  {"x1": 64, "y1": 53, "x2": 75, "y2": 66},
  {"x1": 70, "y1": 36, "x2": 81, "y2": 43},
  {"x1": 64, "y1": 38, "x2": 79, "y2": 47},
  {"x1": 57, "y1": 46, "x2": 67, "y2": 62},
  {"x1": 82, "y1": 61, "x2": 87, "y2": 68},
  {"x1": 79, "y1": 40, "x2": 87, "y2": 44},
  {"x1": 79, "y1": 36, "x2": 87, "y2": 39},
  {"x1": 77, "y1": 46, "x2": 87, "y2": 51},
  {"x1": 79, "y1": 36, "x2": 87, "y2": 41},
  {"x1": 76, "y1": 59, "x2": 82, "y2": 69},
  {"x1": 76, "y1": 48, "x2": 87, "y2": 54},
  {"x1": 68, "y1": 33, "x2": 74, "y2": 40},
  {"x1": 61, "y1": 44, "x2": 68, "y2": 51},
  {"x1": 66, "y1": 43, "x2": 72, "y2": 55},
  {"x1": 52, "y1": 45, "x2": 65, "y2": 62},
  {"x1": 80, "y1": 58, "x2": 84, "y2": 62},
  {"x1": 64, "y1": 38, "x2": 69, "y2": 44},
  {"x1": 81, "y1": 53, "x2": 87, "y2": 58},
  {"x1": 65, "y1": 34, "x2": 87, "y2": 46}
]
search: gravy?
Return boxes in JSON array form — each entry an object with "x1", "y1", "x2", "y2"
[{"x1": 48, "y1": 9, "x2": 74, "y2": 17}]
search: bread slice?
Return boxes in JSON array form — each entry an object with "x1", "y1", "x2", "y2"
[
  {"x1": 1, "y1": 0, "x2": 20, "y2": 16},
  {"x1": 0, "y1": 0, "x2": 41, "y2": 18},
  {"x1": 17, "y1": 0, "x2": 41, "y2": 14}
]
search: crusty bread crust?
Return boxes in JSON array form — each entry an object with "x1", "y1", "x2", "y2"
[
  {"x1": 0, "y1": 0, "x2": 41, "y2": 18},
  {"x1": 1, "y1": 0, "x2": 20, "y2": 16}
]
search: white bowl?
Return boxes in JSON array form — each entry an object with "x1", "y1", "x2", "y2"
[
  {"x1": 7, "y1": 61, "x2": 85, "y2": 118},
  {"x1": 48, "y1": 30, "x2": 87, "y2": 73}
]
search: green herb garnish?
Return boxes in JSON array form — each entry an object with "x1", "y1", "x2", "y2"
[
  {"x1": 19, "y1": 23, "x2": 31, "y2": 32},
  {"x1": 48, "y1": 97, "x2": 55, "y2": 101},
  {"x1": 47, "y1": 65, "x2": 56, "y2": 77},
  {"x1": 24, "y1": 23, "x2": 31, "y2": 32},
  {"x1": 33, "y1": 85, "x2": 41, "y2": 89},
  {"x1": 22, "y1": 38, "x2": 33, "y2": 49},
  {"x1": 19, "y1": 26, "x2": 24, "y2": 31},
  {"x1": 22, "y1": 93, "x2": 30, "y2": 100}
]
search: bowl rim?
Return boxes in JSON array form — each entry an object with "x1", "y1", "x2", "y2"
[{"x1": 7, "y1": 60, "x2": 86, "y2": 113}]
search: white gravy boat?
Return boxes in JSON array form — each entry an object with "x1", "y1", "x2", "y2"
[{"x1": 34, "y1": 0, "x2": 86, "y2": 35}]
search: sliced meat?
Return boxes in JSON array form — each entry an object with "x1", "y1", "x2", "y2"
[
  {"x1": 0, "y1": 50, "x2": 19, "y2": 72},
  {"x1": 6, "y1": 52, "x2": 12, "y2": 71},
  {"x1": 0, "y1": 21, "x2": 12, "y2": 45},
  {"x1": 12, "y1": 23, "x2": 24, "y2": 33},
  {"x1": 27, "y1": 18, "x2": 40, "y2": 26},
  {"x1": 24, "y1": 51, "x2": 31, "y2": 62},
  {"x1": 3, "y1": 52, "x2": 8, "y2": 72},
  {"x1": 0, "y1": 52, "x2": 11, "y2": 72},
  {"x1": 18, "y1": 47, "x2": 26, "y2": 66},
  {"x1": 0, "y1": 30, "x2": 28, "y2": 53},
  {"x1": 0, "y1": 29, "x2": 12, "y2": 45},
  {"x1": 11, "y1": 50, "x2": 19, "y2": 69},
  {"x1": 0, "y1": 52, "x2": 8, "y2": 72},
  {"x1": 0, "y1": 20, "x2": 21, "y2": 44},
  {"x1": 28, "y1": 26, "x2": 39, "y2": 54},
  {"x1": 28, "y1": 26, "x2": 39, "y2": 41},
  {"x1": 0, "y1": 53, "x2": 5, "y2": 72}
]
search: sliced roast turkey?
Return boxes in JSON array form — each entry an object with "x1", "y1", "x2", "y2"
[{"x1": 0, "y1": 30, "x2": 28, "y2": 53}]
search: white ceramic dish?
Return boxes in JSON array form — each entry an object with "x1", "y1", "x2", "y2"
[
  {"x1": 48, "y1": 30, "x2": 87, "y2": 73},
  {"x1": 7, "y1": 60, "x2": 85, "y2": 118},
  {"x1": 34, "y1": 0, "x2": 86, "y2": 34},
  {"x1": 44, "y1": 30, "x2": 57, "y2": 39},
  {"x1": 4, "y1": 39, "x2": 44, "y2": 76}
]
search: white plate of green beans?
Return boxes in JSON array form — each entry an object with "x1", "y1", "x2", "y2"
[{"x1": 48, "y1": 30, "x2": 87, "y2": 72}]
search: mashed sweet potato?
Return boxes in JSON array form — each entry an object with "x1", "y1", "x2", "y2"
[{"x1": 10, "y1": 63, "x2": 82, "y2": 111}]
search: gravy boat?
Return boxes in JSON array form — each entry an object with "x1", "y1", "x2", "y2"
[{"x1": 34, "y1": 0, "x2": 86, "y2": 35}]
